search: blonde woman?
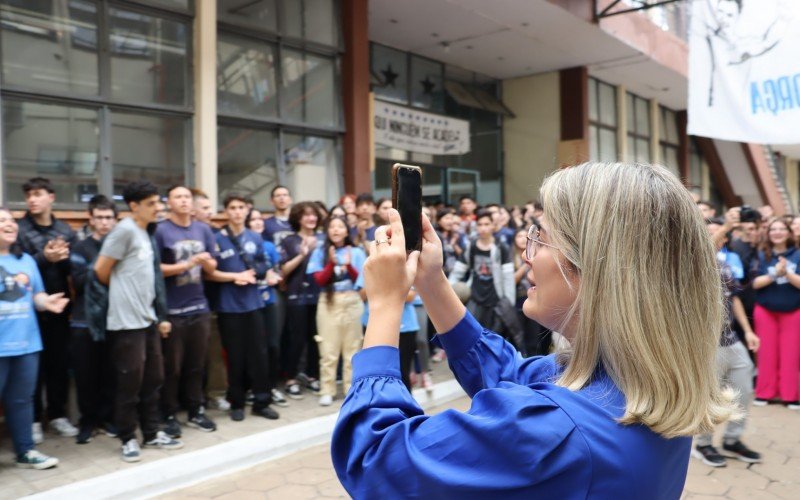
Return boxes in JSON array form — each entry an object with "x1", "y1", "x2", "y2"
[{"x1": 332, "y1": 163, "x2": 735, "y2": 497}]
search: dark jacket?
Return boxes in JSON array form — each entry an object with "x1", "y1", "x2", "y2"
[
  {"x1": 69, "y1": 236, "x2": 103, "y2": 327},
  {"x1": 86, "y1": 228, "x2": 168, "y2": 341},
  {"x1": 16, "y1": 212, "x2": 76, "y2": 295}
]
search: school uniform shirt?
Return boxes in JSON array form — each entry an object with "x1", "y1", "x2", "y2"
[
  {"x1": 0, "y1": 253, "x2": 45, "y2": 356},
  {"x1": 263, "y1": 216, "x2": 292, "y2": 247},
  {"x1": 755, "y1": 247, "x2": 800, "y2": 312},
  {"x1": 256, "y1": 241, "x2": 281, "y2": 306},
  {"x1": 215, "y1": 228, "x2": 268, "y2": 314},
  {"x1": 279, "y1": 233, "x2": 322, "y2": 306},
  {"x1": 354, "y1": 271, "x2": 419, "y2": 332},
  {"x1": 306, "y1": 246, "x2": 367, "y2": 293},
  {"x1": 154, "y1": 219, "x2": 218, "y2": 316},
  {"x1": 333, "y1": 311, "x2": 691, "y2": 499}
]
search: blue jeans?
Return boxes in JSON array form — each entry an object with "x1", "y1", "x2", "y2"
[{"x1": 0, "y1": 352, "x2": 39, "y2": 457}]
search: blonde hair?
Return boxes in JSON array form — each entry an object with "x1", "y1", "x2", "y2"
[{"x1": 540, "y1": 162, "x2": 737, "y2": 438}]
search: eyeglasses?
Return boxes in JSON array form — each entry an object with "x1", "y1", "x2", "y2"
[{"x1": 525, "y1": 224, "x2": 557, "y2": 261}]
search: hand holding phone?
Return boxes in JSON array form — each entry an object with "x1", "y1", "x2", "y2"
[{"x1": 391, "y1": 164, "x2": 423, "y2": 253}]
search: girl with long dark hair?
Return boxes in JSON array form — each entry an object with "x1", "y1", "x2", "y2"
[{"x1": 306, "y1": 216, "x2": 366, "y2": 406}]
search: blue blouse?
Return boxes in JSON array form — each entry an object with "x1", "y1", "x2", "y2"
[{"x1": 332, "y1": 311, "x2": 691, "y2": 499}]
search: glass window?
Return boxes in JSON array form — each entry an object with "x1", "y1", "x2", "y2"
[
  {"x1": 410, "y1": 56, "x2": 444, "y2": 111},
  {"x1": 661, "y1": 145, "x2": 679, "y2": 176},
  {"x1": 598, "y1": 82, "x2": 616, "y2": 126},
  {"x1": 1, "y1": 0, "x2": 99, "y2": 95},
  {"x1": 589, "y1": 125, "x2": 600, "y2": 162},
  {"x1": 281, "y1": 49, "x2": 338, "y2": 127},
  {"x1": 660, "y1": 107, "x2": 679, "y2": 144},
  {"x1": 283, "y1": 133, "x2": 341, "y2": 206},
  {"x1": 599, "y1": 128, "x2": 617, "y2": 162},
  {"x1": 218, "y1": 125, "x2": 278, "y2": 208},
  {"x1": 372, "y1": 44, "x2": 408, "y2": 104},
  {"x1": 109, "y1": 7, "x2": 189, "y2": 106},
  {"x1": 280, "y1": 0, "x2": 301, "y2": 39},
  {"x1": 217, "y1": 34, "x2": 278, "y2": 118},
  {"x1": 218, "y1": 0, "x2": 277, "y2": 34},
  {"x1": 111, "y1": 111, "x2": 187, "y2": 197},
  {"x1": 626, "y1": 93, "x2": 635, "y2": 133},
  {"x1": 2, "y1": 99, "x2": 99, "y2": 205},
  {"x1": 588, "y1": 78, "x2": 598, "y2": 122},
  {"x1": 635, "y1": 138, "x2": 650, "y2": 163},
  {"x1": 635, "y1": 97, "x2": 650, "y2": 136},
  {"x1": 137, "y1": 0, "x2": 191, "y2": 11},
  {"x1": 302, "y1": 0, "x2": 338, "y2": 47}
]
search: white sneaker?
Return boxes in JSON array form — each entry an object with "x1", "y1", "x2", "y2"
[
  {"x1": 50, "y1": 417, "x2": 79, "y2": 437},
  {"x1": 319, "y1": 394, "x2": 333, "y2": 406},
  {"x1": 421, "y1": 373, "x2": 434, "y2": 392},
  {"x1": 144, "y1": 431, "x2": 184, "y2": 450},
  {"x1": 16, "y1": 449, "x2": 58, "y2": 470},
  {"x1": 214, "y1": 396, "x2": 231, "y2": 412},
  {"x1": 32, "y1": 422, "x2": 44, "y2": 444},
  {"x1": 121, "y1": 439, "x2": 141, "y2": 463}
]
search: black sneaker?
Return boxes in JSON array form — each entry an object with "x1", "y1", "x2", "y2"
[
  {"x1": 692, "y1": 445, "x2": 727, "y2": 467},
  {"x1": 163, "y1": 415, "x2": 182, "y2": 438},
  {"x1": 252, "y1": 406, "x2": 280, "y2": 420},
  {"x1": 307, "y1": 379, "x2": 321, "y2": 394},
  {"x1": 285, "y1": 382, "x2": 304, "y2": 400},
  {"x1": 230, "y1": 408, "x2": 245, "y2": 421},
  {"x1": 187, "y1": 408, "x2": 217, "y2": 432},
  {"x1": 722, "y1": 440, "x2": 762, "y2": 463},
  {"x1": 245, "y1": 391, "x2": 254, "y2": 406},
  {"x1": 76, "y1": 425, "x2": 94, "y2": 445},
  {"x1": 103, "y1": 422, "x2": 118, "y2": 438}
]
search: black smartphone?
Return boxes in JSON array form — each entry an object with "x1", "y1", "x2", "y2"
[{"x1": 391, "y1": 163, "x2": 423, "y2": 253}]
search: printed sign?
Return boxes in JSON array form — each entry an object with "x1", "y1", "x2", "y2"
[
  {"x1": 688, "y1": 0, "x2": 800, "y2": 143},
  {"x1": 374, "y1": 100, "x2": 470, "y2": 155}
]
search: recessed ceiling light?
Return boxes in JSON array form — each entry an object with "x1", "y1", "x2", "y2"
[
  {"x1": 498, "y1": 56, "x2": 504, "y2": 60},
  {"x1": 431, "y1": 33, "x2": 439, "y2": 37},
  {"x1": 466, "y1": 45, "x2": 473, "y2": 49},
  {"x1": 521, "y1": 22, "x2": 529, "y2": 27},
  {"x1": 390, "y1": 19, "x2": 398, "y2": 24}
]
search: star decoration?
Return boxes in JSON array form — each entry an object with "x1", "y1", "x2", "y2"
[
  {"x1": 381, "y1": 64, "x2": 399, "y2": 88},
  {"x1": 420, "y1": 76, "x2": 436, "y2": 95}
]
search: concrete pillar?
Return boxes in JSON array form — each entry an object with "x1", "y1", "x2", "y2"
[{"x1": 193, "y1": 0, "x2": 218, "y2": 208}]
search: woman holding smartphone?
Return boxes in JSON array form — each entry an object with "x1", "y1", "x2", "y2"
[{"x1": 332, "y1": 163, "x2": 735, "y2": 497}]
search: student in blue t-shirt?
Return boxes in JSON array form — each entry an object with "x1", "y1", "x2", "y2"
[
  {"x1": 307, "y1": 215, "x2": 366, "y2": 407},
  {"x1": 355, "y1": 271, "x2": 418, "y2": 390},
  {"x1": 0, "y1": 207, "x2": 67, "y2": 469},
  {"x1": 247, "y1": 208, "x2": 287, "y2": 407},
  {"x1": 206, "y1": 194, "x2": 279, "y2": 422}
]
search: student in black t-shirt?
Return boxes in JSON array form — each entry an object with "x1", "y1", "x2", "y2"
[{"x1": 448, "y1": 211, "x2": 515, "y2": 333}]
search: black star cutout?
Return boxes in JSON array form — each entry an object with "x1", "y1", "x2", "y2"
[
  {"x1": 381, "y1": 64, "x2": 399, "y2": 88},
  {"x1": 420, "y1": 76, "x2": 435, "y2": 95}
]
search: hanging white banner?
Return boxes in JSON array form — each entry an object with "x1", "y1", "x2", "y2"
[
  {"x1": 373, "y1": 100, "x2": 470, "y2": 155},
  {"x1": 688, "y1": 0, "x2": 800, "y2": 144}
]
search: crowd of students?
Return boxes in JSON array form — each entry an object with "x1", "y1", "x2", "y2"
[
  {"x1": 5, "y1": 174, "x2": 789, "y2": 472},
  {"x1": 0, "y1": 177, "x2": 554, "y2": 469},
  {"x1": 694, "y1": 201, "x2": 800, "y2": 468}
]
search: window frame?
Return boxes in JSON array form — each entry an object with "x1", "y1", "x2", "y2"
[
  {"x1": 659, "y1": 105, "x2": 680, "y2": 175},
  {"x1": 0, "y1": 0, "x2": 195, "y2": 209},
  {"x1": 626, "y1": 91, "x2": 651, "y2": 163},
  {"x1": 588, "y1": 77, "x2": 618, "y2": 162}
]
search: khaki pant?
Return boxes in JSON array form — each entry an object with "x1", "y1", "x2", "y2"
[{"x1": 316, "y1": 291, "x2": 364, "y2": 397}]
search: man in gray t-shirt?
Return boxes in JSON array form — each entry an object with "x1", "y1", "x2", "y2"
[
  {"x1": 94, "y1": 181, "x2": 180, "y2": 463},
  {"x1": 102, "y1": 217, "x2": 157, "y2": 330}
]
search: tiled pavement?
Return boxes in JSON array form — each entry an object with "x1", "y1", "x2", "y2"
[
  {"x1": 0, "y1": 361, "x2": 457, "y2": 500},
  {"x1": 164, "y1": 399, "x2": 799, "y2": 500},
  {"x1": 3, "y1": 364, "x2": 798, "y2": 499}
]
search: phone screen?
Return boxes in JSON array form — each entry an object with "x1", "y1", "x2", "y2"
[{"x1": 392, "y1": 164, "x2": 422, "y2": 252}]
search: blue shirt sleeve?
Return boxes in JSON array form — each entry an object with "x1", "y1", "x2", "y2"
[
  {"x1": 263, "y1": 241, "x2": 280, "y2": 269},
  {"x1": 351, "y1": 247, "x2": 366, "y2": 273},
  {"x1": 432, "y1": 310, "x2": 559, "y2": 396},
  {"x1": 306, "y1": 247, "x2": 324, "y2": 274},
  {"x1": 332, "y1": 346, "x2": 591, "y2": 499}
]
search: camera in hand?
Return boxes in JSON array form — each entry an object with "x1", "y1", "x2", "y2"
[{"x1": 739, "y1": 205, "x2": 760, "y2": 223}]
